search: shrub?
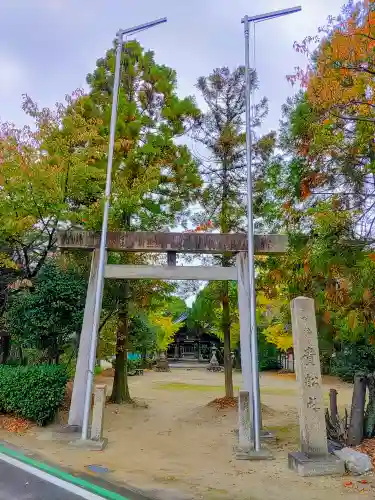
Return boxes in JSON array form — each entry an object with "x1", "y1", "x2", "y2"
[
  {"x1": 0, "y1": 365, "x2": 68, "y2": 425},
  {"x1": 331, "y1": 344, "x2": 375, "y2": 382},
  {"x1": 127, "y1": 359, "x2": 142, "y2": 372},
  {"x1": 259, "y1": 331, "x2": 280, "y2": 371}
]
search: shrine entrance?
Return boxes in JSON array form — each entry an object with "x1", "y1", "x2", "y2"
[{"x1": 56, "y1": 230, "x2": 287, "y2": 430}]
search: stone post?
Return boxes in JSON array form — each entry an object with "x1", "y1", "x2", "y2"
[
  {"x1": 236, "y1": 391, "x2": 252, "y2": 457},
  {"x1": 90, "y1": 384, "x2": 107, "y2": 445},
  {"x1": 174, "y1": 343, "x2": 179, "y2": 360},
  {"x1": 68, "y1": 250, "x2": 104, "y2": 429},
  {"x1": 288, "y1": 297, "x2": 344, "y2": 476}
]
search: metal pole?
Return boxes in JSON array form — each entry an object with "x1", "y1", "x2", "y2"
[
  {"x1": 81, "y1": 31, "x2": 124, "y2": 441},
  {"x1": 243, "y1": 15, "x2": 261, "y2": 452}
]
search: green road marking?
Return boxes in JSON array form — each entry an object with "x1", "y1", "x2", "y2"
[{"x1": 0, "y1": 444, "x2": 130, "y2": 500}]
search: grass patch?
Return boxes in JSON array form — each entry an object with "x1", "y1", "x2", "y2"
[
  {"x1": 267, "y1": 424, "x2": 299, "y2": 444},
  {"x1": 156, "y1": 382, "x2": 296, "y2": 396},
  {"x1": 155, "y1": 382, "x2": 240, "y2": 392}
]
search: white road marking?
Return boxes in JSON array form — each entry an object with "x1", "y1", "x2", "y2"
[{"x1": 0, "y1": 452, "x2": 105, "y2": 499}]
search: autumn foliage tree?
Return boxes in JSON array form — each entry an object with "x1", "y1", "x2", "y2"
[
  {"x1": 291, "y1": 0, "x2": 375, "y2": 124},
  {"x1": 0, "y1": 91, "x2": 106, "y2": 361},
  {"x1": 286, "y1": 0, "x2": 375, "y2": 239},
  {"x1": 0, "y1": 91, "x2": 105, "y2": 277}
]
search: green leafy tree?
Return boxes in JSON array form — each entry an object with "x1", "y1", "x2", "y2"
[{"x1": 6, "y1": 261, "x2": 87, "y2": 364}]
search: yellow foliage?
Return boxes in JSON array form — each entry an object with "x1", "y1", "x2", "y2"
[
  {"x1": 263, "y1": 323, "x2": 293, "y2": 352},
  {"x1": 0, "y1": 253, "x2": 18, "y2": 270},
  {"x1": 148, "y1": 312, "x2": 180, "y2": 352},
  {"x1": 209, "y1": 305, "x2": 240, "y2": 349}
]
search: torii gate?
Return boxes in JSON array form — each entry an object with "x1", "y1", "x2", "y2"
[{"x1": 57, "y1": 230, "x2": 287, "y2": 432}]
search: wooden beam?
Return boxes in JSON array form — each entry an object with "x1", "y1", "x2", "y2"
[
  {"x1": 57, "y1": 230, "x2": 287, "y2": 254},
  {"x1": 104, "y1": 264, "x2": 237, "y2": 281}
]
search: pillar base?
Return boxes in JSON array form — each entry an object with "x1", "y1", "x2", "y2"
[
  {"x1": 58, "y1": 424, "x2": 82, "y2": 434},
  {"x1": 69, "y1": 438, "x2": 108, "y2": 451},
  {"x1": 233, "y1": 429, "x2": 277, "y2": 444},
  {"x1": 235, "y1": 445, "x2": 273, "y2": 460}
]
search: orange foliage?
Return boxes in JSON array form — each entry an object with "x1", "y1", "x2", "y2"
[
  {"x1": 323, "y1": 311, "x2": 331, "y2": 324},
  {"x1": 303, "y1": 260, "x2": 309, "y2": 273},
  {"x1": 184, "y1": 220, "x2": 214, "y2": 233},
  {"x1": 363, "y1": 288, "x2": 372, "y2": 301},
  {"x1": 300, "y1": 182, "x2": 311, "y2": 200},
  {"x1": 290, "y1": 0, "x2": 375, "y2": 123}
]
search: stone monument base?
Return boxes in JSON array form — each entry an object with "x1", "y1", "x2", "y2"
[
  {"x1": 58, "y1": 424, "x2": 81, "y2": 434},
  {"x1": 235, "y1": 445, "x2": 273, "y2": 461},
  {"x1": 288, "y1": 451, "x2": 345, "y2": 477},
  {"x1": 154, "y1": 358, "x2": 170, "y2": 372}
]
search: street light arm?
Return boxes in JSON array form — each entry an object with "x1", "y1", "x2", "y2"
[
  {"x1": 119, "y1": 17, "x2": 167, "y2": 36},
  {"x1": 241, "y1": 6, "x2": 301, "y2": 24}
]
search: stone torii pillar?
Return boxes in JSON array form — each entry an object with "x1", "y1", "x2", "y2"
[{"x1": 68, "y1": 250, "x2": 105, "y2": 429}]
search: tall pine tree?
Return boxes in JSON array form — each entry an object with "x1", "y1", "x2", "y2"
[{"x1": 193, "y1": 66, "x2": 274, "y2": 397}]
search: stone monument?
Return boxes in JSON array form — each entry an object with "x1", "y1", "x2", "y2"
[
  {"x1": 288, "y1": 297, "x2": 344, "y2": 476},
  {"x1": 207, "y1": 346, "x2": 221, "y2": 372},
  {"x1": 155, "y1": 351, "x2": 170, "y2": 372},
  {"x1": 236, "y1": 390, "x2": 252, "y2": 458},
  {"x1": 70, "y1": 383, "x2": 108, "y2": 450},
  {"x1": 90, "y1": 384, "x2": 107, "y2": 447}
]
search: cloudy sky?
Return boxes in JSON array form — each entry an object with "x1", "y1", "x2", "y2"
[{"x1": 1, "y1": 0, "x2": 344, "y2": 132}]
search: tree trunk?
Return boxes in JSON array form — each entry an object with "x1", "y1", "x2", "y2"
[
  {"x1": 365, "y1": 373, "x2": 375, "y2": 438},
  {"x1": 347, "y1": 374, "x2": 366, "y2": 446},
  {"x1": 220, "y1": 160, "x2": 233, "y2": 399},
  {"x1": 110, "y1": 281, "x2": 132, "y2": 404},
  {"x1": 329, "y1": 388, "x2": 339, "y2": 426},
  {"x1": 222, "y1": 280, "x2": 233, "y2": 398},
  {"x1": 141, "y1": 348, "x2": 147, "y2": 368},
  {"x1": 1, "y1": 336, "x2": 10, "y2": 364}
]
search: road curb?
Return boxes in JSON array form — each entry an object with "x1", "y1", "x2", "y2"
[{"x1": 0, "y1": 442, "x2": 150, "y2": 500}]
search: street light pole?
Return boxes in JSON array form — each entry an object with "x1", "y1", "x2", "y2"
[
  {"x1": 242, "y1": 6, "x2": 301, "y2": 453},
  {"x1": 81, "y1": 17, "x2": 167, "y2": 442}
]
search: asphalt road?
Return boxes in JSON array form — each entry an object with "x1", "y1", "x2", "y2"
[{"x1": 0, "y1": 457, "x2": 103, "y2": 500}]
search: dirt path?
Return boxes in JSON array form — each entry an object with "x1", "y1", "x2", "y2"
[{"x1": 0, "y1": 370, "x2": 372, "y2": 500}]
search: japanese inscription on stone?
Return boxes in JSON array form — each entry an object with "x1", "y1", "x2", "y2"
[
  {"x1": 238, "y1": 390, "x2": 252, "y2": 451},
  {"x1": 291, "y1": 297, "x2": 328, "y2": 457}
]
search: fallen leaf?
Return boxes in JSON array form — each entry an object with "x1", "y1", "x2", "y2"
[{"x1": 207, "y1": 396, "x2": 237, "y2": 410}]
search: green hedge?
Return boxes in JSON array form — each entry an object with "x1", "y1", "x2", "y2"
[{"x1": 0, "y1": 365, "x2": 68, "y2": 425}]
